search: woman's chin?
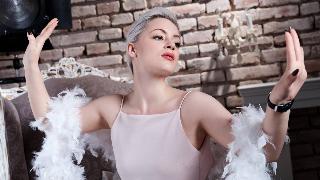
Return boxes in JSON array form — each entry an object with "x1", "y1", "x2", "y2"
[{"x1": 154, "y1": 68, "x2": 175, "y2": 78}]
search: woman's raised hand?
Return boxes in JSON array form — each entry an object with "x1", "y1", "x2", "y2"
[
  {"x1": 269, "y1": 27, "x2": 307, "y2": 104},
  {"x1": 22, "y1": 18, "x2": 58, "y2": 68}
]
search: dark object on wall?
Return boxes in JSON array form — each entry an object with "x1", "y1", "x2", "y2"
[{"x1": 0, "y1": 0, "x2": 72, "y2": 52}]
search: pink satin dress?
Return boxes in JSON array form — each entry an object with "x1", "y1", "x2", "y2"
[{"x1": 111, "y1": 90, "x2": 213, "y2": 180}]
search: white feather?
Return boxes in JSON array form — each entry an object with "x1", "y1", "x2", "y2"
[{"x1": 30, "y1": 87, "x2": 287, "y2": 180}]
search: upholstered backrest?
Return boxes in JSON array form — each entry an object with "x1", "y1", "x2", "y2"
[
  {"x1": 10, "y1": 75, "x2": 133, "y2": 179},
  {"x1": 2, "y1": 98, "x2": 29, "y2": 180}
]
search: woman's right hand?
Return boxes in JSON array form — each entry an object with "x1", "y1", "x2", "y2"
[{"x1": 22, "y1": 18, "x2": 58, "y2": 68}]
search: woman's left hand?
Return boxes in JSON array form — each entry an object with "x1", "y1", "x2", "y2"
[{"x1": 269, "y1": 27, "x2": 308, "y2": 104}]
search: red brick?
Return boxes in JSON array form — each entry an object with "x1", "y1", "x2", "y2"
[
  {"x1": 50, "y1": 31, "x2": 97, "y2": 47},
  {"x1": 201, "y1": 84, "x2": 237, "y2": 97},
  {"x1": 179, "y1": 45, "x2": 199, "y2": 57},
  {"x1": 197, "y1": 15, "x2": 219, "y2": 29},
  {"x1": 261, "y1": 48, "x2": 286, "y2": 63},
  {"x1": 133, "y1": 9, "x2": 148, "y2": 20},
  {"x1": 168, "y1": 3, "x2": 205, "y2": 18},
  {"x1": 311, "y1": 45, "x2": 320, "y2": 58},
  {"x1": 175, "y1": 60, "x2": 186, "y2": 72},
  {"x1": 71, "y1": 0, "x2": 85, "y2": 4},
  {"x1": 217, "y1": 52, "x2": 260, "y2": 68},
  {"x1": 122, "y1": 0, "x2": 147, "y2": 11},
  {"x1": 300, "y1": 31, "x2": 320, "y2": 45},
  {"x1": 82, "y1": 15, "x2": 110, "y2": 29},
  {"x1": 226, "y1": 95, "x2": 244, "y2": 108},
  {"x1": 316, "y1": 16, "x2": 320, "y2": 29},
  {"x1": 71, "y1": 5, "x2": 96, "y2": 18},
  {"x1": 0, "y1": 60, "x2": 12, "y2": 68},
  {"x1": 86, "y1": 43, "x2": 110, "y2": 55},
  {"x1": 63, "y1": 46, "x2": 85, "y2": 57},
  {"x1": 259, "y1": 0, "x2": 300, "y2": 7},
  {"x1": 206, "y1": 0, "x2": 231, "y2": 13},
  {"x1": 148, "y1": 0, "x2": 192, "y2": 7},
  {"x1": 77, "y1": 55, "x2": 122, "y2": 67},
  {"x1": 110, "y1": 41, "x2": 127, "y2": 53},
  {"x1": 201, "y1": 70, "x2": 225, "y2": 82},
  {"x1": 71, "y1": 19, "x2": 82, "y2": 31},
  {"x1": 0, "y1": 68, "x2": 16, "y2": 78},
  {"x1": 111, "y1": 13, "x2": 134, "y2": 26},
  {"x1": 199, "y1": 43, "x2": 219, "y2": 56},
  {"x1": 97, "y1": 1, "x2": 120, "y2": 15},
  {"x1": 226, "y1": 64, "x2": 280, "y2": 80},
  {"x1": 0, "y1": 54, "x2": 14, "y2": 60},
  {"x1": 122, "y1": 25, "x2": 131, "y2": 38},
  {"x1": 250, "y1": 5, "x2": 299, "y2": 21},
  {"x1": 40, "y1": 49, "x2": 63, "y2": 61},
  {"x1": 233, "y1": 0, "x2": 258, "y2": 10},
  {"x1": 183, "y1": 30, "x2": 213, "y2": 45},
  {"x1": 243, "y1": 36, "x2": 273, "y2": 50},
  {"x1": 102, "y1": 66, "x2": 133, "y2": 81},
  {"x1": 300, "y1": 2, "x2": 320, "y2": 16},
  {"x1": 186, "y1": 57, "x2": 216, "y2": 71},
  {"x1": 263, "y1": 17, "x2": 314, "y2": 34},
  {"x1": 305, "y1": 59, "x2": 320, "y2": 73},
  {"x1": 98, "y1": 28, "x2": 122, "y2": 40},
  {"x1": 177, "y1": 18, "x2": 197, "y2": 32},
  {"x1": 166, "y1": 73, "x2": 201, "y2": 87}
]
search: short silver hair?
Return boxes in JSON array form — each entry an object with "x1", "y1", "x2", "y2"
[{"x1": 125, "y1": 7, "x2": 179, "y2": 75}]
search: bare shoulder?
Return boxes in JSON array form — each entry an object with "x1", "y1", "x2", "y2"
[
  {"x1": 93, "y1": 93, "x2": 124, "y2": 128},
  {"x1": 183, "y1": 90, "x2": 230, "y2": 121}
]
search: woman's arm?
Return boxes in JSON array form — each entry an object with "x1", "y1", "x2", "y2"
[
  {"x1": 23, "y1": 18, "x2": 108, "y2": 133},
  {"x1": 198, "y1": 28, "x2": 306, "y2": 163},
  {"x1": 262, "y1": 27, "x2": 307, "y2": 161},
  {"x1": 23, "y1": 19, "x2": 58, "y2": 120}
]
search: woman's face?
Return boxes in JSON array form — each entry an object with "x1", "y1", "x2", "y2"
[{"x1": 129, "y1": 17, "x2": 181, "y2": 78}]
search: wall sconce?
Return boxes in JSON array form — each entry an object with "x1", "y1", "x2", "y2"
[{"x1": 214, "y1": 9, "x2": 258, "y2": 61}]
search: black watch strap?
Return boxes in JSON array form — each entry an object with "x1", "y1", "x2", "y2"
[{"x1": 267, "y1": 92, "x2": 295, "y2": 112}]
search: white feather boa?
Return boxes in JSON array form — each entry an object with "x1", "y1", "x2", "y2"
[{"x1": 30, "y1": 86, "x2": 284, "y2": 180}]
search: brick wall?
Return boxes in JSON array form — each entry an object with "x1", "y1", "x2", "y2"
[
  {"x1": 0, "y1": 0, "x2": 319, "y2": 178},
  {"x1": 1, "y1": 0, "x2": 320, "y2": 111},
  {"x1": 289, "y1": 106, "x2": 320, "y2": 180}
]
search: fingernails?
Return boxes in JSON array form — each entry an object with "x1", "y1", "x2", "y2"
[
  {"x1": 291, "y1": 69, "x2": 299, "y2": 76},
  {"x1": 289, "y1": 26, "x2": 292, "y2": 31}
]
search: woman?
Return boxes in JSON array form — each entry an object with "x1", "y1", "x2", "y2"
[{"x1": 23, "y1": 7, "x2": 306, "y2": 180}]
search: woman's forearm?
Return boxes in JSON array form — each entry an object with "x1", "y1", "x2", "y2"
[
  {"x1": 262, "y1": 106, "x2": 290, "y2": 162},
  {"x1": 24, "y1": 64, "x2": 50, "y2": 119}
]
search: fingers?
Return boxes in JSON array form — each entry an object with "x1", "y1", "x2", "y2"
[
  {"x1": 38, "y1": 18, "x2": 59, "y2": 43},
  {"x1": 283, "y1": 68, "x2": 299, "y2": 89},
  {"x1": 26, "y1": 32, "x2": 36, "y2": 42},
  {"x1": 290, "y1": 28, "x2": 304, "y2": 64},
  {"x1": 285, "y1": 31, "x2": 296, "y2": 69}
]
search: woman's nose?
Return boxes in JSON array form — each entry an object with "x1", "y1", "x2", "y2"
[{"x1": 165, "y1": 41, "x2": 175, "y2": 50}]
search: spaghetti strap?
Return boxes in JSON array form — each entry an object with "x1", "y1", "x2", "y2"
[
  {"x1": 179, "y1": 90, "x2": 192, "y2": 110},
  {"x1": 120, "y1": 95, "x2": 125, "y2": 111}
]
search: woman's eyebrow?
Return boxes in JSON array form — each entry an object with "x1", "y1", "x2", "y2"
[{"x1": 150, "y1": 28, "x2": 181, "y2": 39}]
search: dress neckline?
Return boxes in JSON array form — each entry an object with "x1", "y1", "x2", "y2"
[{"x1": 119, "y1": 108, "x2": 180, "y2": 116}]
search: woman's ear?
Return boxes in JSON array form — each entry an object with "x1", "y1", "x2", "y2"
[{"x1": 128, "y1": 43, "x2": 137, "y2": 58}]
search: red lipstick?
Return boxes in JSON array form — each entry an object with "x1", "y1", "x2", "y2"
[{"x1": 161, "y1": 52, "x2": 175, "y2": 61}]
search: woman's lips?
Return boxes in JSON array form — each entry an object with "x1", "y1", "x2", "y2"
[
  {"x1": 161, "y1": 52, "x2": 175, "y2": 61},
  {"x1": 161, "y1": 55, "x2": 174, "y2": 61}
]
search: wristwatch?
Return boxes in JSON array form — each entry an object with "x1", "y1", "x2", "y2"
[{"x1": 267, "y1": 92, "x2": 295, "y2": 112}]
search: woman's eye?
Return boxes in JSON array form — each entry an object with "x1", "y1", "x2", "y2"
[
  {"x1": 153, "y1": 35, "x2": 163, "y2": 40},
  {"x1": 175, "y1": 42, "x2": 181, "y2": 48}
]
